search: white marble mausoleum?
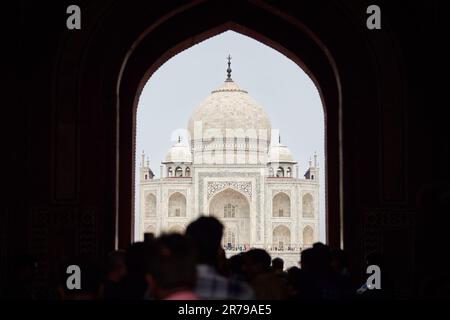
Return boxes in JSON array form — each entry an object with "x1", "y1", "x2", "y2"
[{"x1": 138, "y1": 62, "x2": 320, "y2": 268}]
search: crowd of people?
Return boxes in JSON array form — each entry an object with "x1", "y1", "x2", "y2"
[{"x1": 4, "y1": 216, "x2": 394, "y2": 300}]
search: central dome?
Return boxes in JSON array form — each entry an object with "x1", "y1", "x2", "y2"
[{"x1": 187, "y1": 79, "x2": 272, "y2": 143}]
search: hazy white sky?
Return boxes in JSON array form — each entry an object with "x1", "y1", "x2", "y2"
[{"x1": 135, "y1": 30, "x2": 326, "y2": 242}]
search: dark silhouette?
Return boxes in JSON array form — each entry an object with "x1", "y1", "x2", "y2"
[
  {"x1": 185, "y1": 216, "x2": 254, "y2": 299},
  {"x1": 118, "y1": 242, "x2": 154, "y2": 299},
  {"x1": 243, "y1": 249, "x2": 289, "y2": 300},
  {"x1": 293, "y1": 243, "x2": 352, "y2": 300},
  {"x1": 228, "y1": 253, "x2": 247, "y2": 282},
  {"x1": 145, "y1": 233, "x2": 198, "y2": 300},
  {"x1": 271, "y1": 257, "x2": 284, "y2": 273},
  {"x1": 103, "y1": 250, "x2": 127, "y2": 299}
]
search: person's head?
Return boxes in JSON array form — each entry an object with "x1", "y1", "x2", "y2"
[
  {"x1": 120, "y1": 241, "x2": 154, "y2": 299},
  {"x1": 243, "y1": 249, "x2": 271, "y2": 280},
  {"x1": 106, "y1": 250, "x2": 127, "y2": 283},
  {"x1": 300, "y1": 243, "x2": 330, "y2": 274},
  {"x1": 228, "y1": 253, "x2": 245, "y2": 276},
  {"x1": 146, "y1": 233, "x2": 197, "y2": 299},
  {"x1": 57, "y1": 256, "x2": 101, "y2": 300},
  {"x1": 272, "y1": 257, "x2": 284, "y2": 272},
  {"x1": 126, "y1": 242, "x2": 152, "y2": 277},
  {"x1": 185, "y1": 216, "x2": 223, "y2": 266}
]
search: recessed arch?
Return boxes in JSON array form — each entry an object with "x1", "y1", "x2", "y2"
[
  {"x1": 273, "y1": 225, "x2": 291, "y2": 250},
  {"x1": 272, "y1": 192, "x2": 291, "y2": 217},
  {"x1": 302, "y1": 193, "x2": 314, "y2": 218},
  {"x1": 276, "y1": 167, "x2": 285, "y2": 178},
  {"x1": 168, "y1": 192, "x2": 186, "y2": 217},
  {"x1": 303, "y1": 225, "x2": 314, "y2": 247},
  {"x1": 144, "y1": 193, "x2": 157, "y2": 218},
  {"x1": 175, "y1": 166, "x2": 183, "y2": 177},
  {"x1": 209, "y1": 188, "x2": 250, "y2": 245},
  {"x1": 208, "y1": 188, "x2": 250, "y2": 218}
]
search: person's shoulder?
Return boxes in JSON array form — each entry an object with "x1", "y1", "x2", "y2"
[{"x1": 228, "y1": 278, "x2": 254, "y2": 299}]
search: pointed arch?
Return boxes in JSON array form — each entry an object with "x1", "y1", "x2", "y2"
[
  {"x1": 302, "y1": 193, "x2": 314, "y2": 218},
  {"x1": 276, "y1": 167, "x2": 284, "y2": 177},
  {"x1": 272, "y1": 192, "x2": 290, "y2": 217},
  {"x1": 303, "y1": 225, "x2": 314, "y2": 247},
  {"x1": 168, "y1": 192, "x2": 186, "y2": 217},
  {"x1": 144, "y1": 193, "x2": 157, "y2": 218},
  {"x1": 209, "y1": 188, "x2": 250, "y2": 245},
  {"x1": 273, "y1": 225, "x2": 291, "y2": 250}
]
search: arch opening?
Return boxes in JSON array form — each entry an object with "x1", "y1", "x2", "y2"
[
  {"x1": 115, "y1": 2, "x2": 342, "y2": 249},
  {"x1": 168, "y1": 192, "x2": 186, "y2": 217},
  {"x1": 209, "y1": 188, "x2": 250, "y2": 248}
]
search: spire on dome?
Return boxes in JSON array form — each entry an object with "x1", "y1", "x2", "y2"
[{"x1": 226, "y1": 54, "x2": 232, "y2": 81}]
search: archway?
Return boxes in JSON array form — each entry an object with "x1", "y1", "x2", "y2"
[
  {"x1": 168, "y1": 192, "x2": 186, "y2": 217},
  {"x1": 108, "y1": 1, "x2": 345, "y2": 250},
  {"x1": 209, "y1": 188, "x2": 250, "y2": 246},
  {"x1": 303, "y1": 225, "x2": 314, "y2": 247},
  {"x1": 272, "y1": 192, "x2": 291, "y2": 217},
  {"x1": 302, "y1": 193, "x2": 314, "y2": 218},
  {"x1": 144, "y1": 193, "x2": 156, "y2": 218},
  {"x1": 273, "y1": 225, "x2": 291, "y2": 250}
]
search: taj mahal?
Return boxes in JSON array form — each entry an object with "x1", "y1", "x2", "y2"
[{"x1": 138, "y1": 58, "x2": 320, "y2": 267}]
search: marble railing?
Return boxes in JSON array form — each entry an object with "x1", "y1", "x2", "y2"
[{"x1": 223, "y1": 244, "x2": 313, "y2": 253}]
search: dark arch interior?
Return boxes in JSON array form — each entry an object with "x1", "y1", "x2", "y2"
[{"x1": 6, "y1": 0, "x2": 448, "y2": 299}]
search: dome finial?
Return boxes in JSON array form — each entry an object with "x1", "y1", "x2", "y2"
[{"x1": 226, "y1": 54, "x2": 232, "y2": 81}]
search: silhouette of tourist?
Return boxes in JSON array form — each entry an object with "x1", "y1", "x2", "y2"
[
  {"x1": 119, "y1": 241, "x2": 153, "y2": 299},
  {"x1": 185, "y1": 216, "x2": 254, "y2": 300},
  {"x1": 145, "y1": 233, "x2": 198, "y2": 300},
  {"x1": 228, "y1": 253, "x2": 247, "y2": 282},
  {"x1": 294, "y1": 243, "x2": 352, "y2": 300},
  {"x1": 103, "y1": 250, "x2": 127, "y2": 299},
  {"x1": 271, "y1": 257, "x2": 284, "y2": 273},
  {"x1": 243, "y1": 249, "x2": 289, "y2": 300}
]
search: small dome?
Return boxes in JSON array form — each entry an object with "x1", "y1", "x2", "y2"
[
  {"x1": 163, "y1": 141, "x2": 192, "y2": 163},
  {"x1": 268, "y1": 143, "x2": 296, "y2": 163},
  {"x1": 187, "y1": 80, "x2": 272, "y2": 143}
]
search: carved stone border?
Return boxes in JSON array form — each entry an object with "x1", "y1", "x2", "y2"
[{"x1": 207, "y1": 181, "x2": 252, "y2": 200}]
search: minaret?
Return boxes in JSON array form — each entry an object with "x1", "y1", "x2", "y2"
[
  {"x1": 304, "y1": 152, "x2": 319, "y2": 182},
  {"x1": 140, "y1": 150, "x2": 154, "y2": 181}
]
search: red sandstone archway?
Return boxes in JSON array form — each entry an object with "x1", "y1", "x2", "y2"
[{"x1": 116, "y1": 2, "x2": 342, "y2": 249}]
